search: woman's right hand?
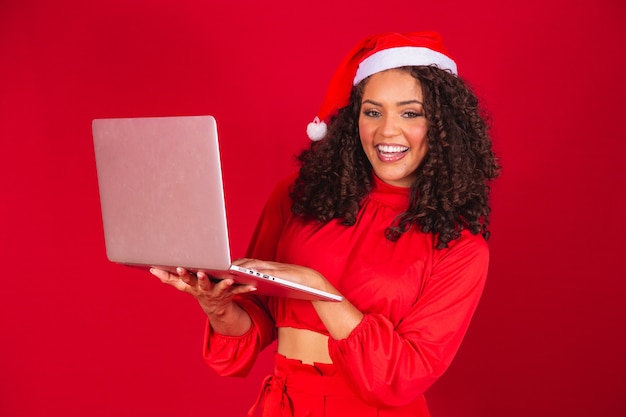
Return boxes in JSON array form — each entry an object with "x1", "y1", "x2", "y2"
[{"x1": 150, "y1": 267, "x2": 254, "y2": 336}]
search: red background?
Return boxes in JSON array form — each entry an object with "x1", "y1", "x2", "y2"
[{"x1": 1, "y1": 1, "x2": 625, "y2": 416}]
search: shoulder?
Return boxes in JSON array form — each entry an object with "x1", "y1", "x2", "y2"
[
  {"x1": 445, "y1": 229, "x2": 488, "y2": 254},
  {"x1": 432, "y1": 229, "x2": 490, "y2": 276}
]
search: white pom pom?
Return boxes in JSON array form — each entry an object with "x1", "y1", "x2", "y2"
[{"x1": 306, "y1": 117, "x2": 327, "y2": 141}]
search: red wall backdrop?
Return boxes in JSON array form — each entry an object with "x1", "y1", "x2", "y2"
[{"x1": 1, "y1": 1, "x2": 625, "y2": 416}]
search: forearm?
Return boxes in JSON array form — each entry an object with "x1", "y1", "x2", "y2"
[{"x1": 312, "y1": 298, "x2": 364, "y2": 340}]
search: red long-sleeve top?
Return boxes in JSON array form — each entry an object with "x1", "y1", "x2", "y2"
[{"x1": 203, "y1": 173, "x2": 489, "y2": 409}]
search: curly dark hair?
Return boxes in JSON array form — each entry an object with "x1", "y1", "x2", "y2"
[{"x1": 291, "y1": 66, "x2": 500, "y2": 249}]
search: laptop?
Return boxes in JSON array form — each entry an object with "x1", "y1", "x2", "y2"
[{"x1": 92, "y1": 115, "x2": 342, "y2": 302}]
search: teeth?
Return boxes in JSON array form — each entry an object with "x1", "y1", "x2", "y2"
[{"x1": 377, "y1": 145, "x2": 408, "y2": 153}]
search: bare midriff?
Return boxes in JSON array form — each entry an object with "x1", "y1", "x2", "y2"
[{"x1": 277, "y1": 327, "x2": 332, "y2": 365}]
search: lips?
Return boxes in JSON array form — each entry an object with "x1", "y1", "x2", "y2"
[{"x1": 376, "y1": 144, "x2": 409, "y2": 162}]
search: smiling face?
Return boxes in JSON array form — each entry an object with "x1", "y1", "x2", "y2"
[{"x1": 358, "y1": 69, "x2": 428, "y2": 188}]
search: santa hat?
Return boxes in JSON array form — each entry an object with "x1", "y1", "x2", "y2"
[{"x1": 306, "y1": 31, "x2": 458, "y2": 141}]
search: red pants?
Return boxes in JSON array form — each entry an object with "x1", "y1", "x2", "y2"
[{"x1": 248, "y1": 353, "x2": 429, "y2": 417}]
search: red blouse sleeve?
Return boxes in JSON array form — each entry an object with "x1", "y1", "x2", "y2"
[
  {"x1": 328, "y1": 231, "x2": 489, "y2": 407},
  {"x1": 202, "y1": 174, "x2": 295, "y2": 376}
]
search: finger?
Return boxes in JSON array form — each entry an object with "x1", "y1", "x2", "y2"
[
  {"x1": 213, "y1": 282, "x2": 257, "y2": 296},
  {"x1": 176, "y1": 267, "x2": 197, "y2": 286},
  {"x1": 213, "y1": 277, "x2": 236, "y2": 291},
  {"x1": 231, "y1": 258, "x2": 254, "y2": 267},
  {"x1": 231, "y1": 284, "x2": 257, "y2": 295},
  {"x1": 196, "y1": 272, "x2": 209, "y2": 290},
  {"x1": 150, "y1": 268, "x2": 175, "y2": 283},
  {"x1": 196, "y1": 271, "x2": 220, "y2": 292},
  {"x1": 150, "y1": 268, "x2": 191, "y2": 293},
  {"x1": 234, "y1": 258, "x2": 274, "y2": 271},
  {"x1": 213, "y1": 277, "x2": 257, "y2": 295}
]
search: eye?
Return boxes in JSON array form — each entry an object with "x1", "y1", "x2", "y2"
[
  {"x1": 403, "y1": 110, "x2": 424, "y2": 118},
  {"x1": 362, "y1": 109, "x2": 382, "y2": 118}
]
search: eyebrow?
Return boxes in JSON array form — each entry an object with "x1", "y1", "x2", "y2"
[{"x1": 362, "y1": 99, "x2": 424, "y2": 106}]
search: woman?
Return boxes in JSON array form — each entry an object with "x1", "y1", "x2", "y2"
[{"x1": 152, "y1": 31, "x2": 500, "y2": 416}]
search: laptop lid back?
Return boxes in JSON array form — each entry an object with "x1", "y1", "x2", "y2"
[{"x1": 92, "y1": 115, "x2": 231, "y2": 272}]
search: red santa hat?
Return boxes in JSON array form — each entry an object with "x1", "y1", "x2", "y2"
[{"x1": 306, "y1": 31, "x2": 458, "y2": 141}]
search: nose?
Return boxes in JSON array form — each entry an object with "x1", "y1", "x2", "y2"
[{"x1": 381, "y1": 114, "x2": 400, "y2": 138}]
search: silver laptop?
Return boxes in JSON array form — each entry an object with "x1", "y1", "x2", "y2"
[{"x1": 92, "y1": 115, "x2": 342, "y2": 302}]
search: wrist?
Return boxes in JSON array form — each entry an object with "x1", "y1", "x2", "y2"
[{"x1": 206, "y1": 302, "x2": 252, "y2": 337}]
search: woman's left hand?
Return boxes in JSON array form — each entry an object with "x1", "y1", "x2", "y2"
[
  {"x1": 231, "y1": 258, "x2": 363, "y2": 340},
  {"x1": 232, "y1": 258, "x2": 335, "y2": 295}
]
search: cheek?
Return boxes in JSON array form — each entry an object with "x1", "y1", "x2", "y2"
[
  {"x1": 410, "y1": 129, "x2": 429, "y2": 164},
  {"x1": 358, "y1": 121, "x2": 374, "y2": 145},
  {"x1": 413, "y1": 127, "x2": 429, "y2": 149}
]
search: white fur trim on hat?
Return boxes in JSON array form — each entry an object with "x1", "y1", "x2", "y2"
[{"x1": 354, "y1": 46, "x2": 458, "y2": 85}]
